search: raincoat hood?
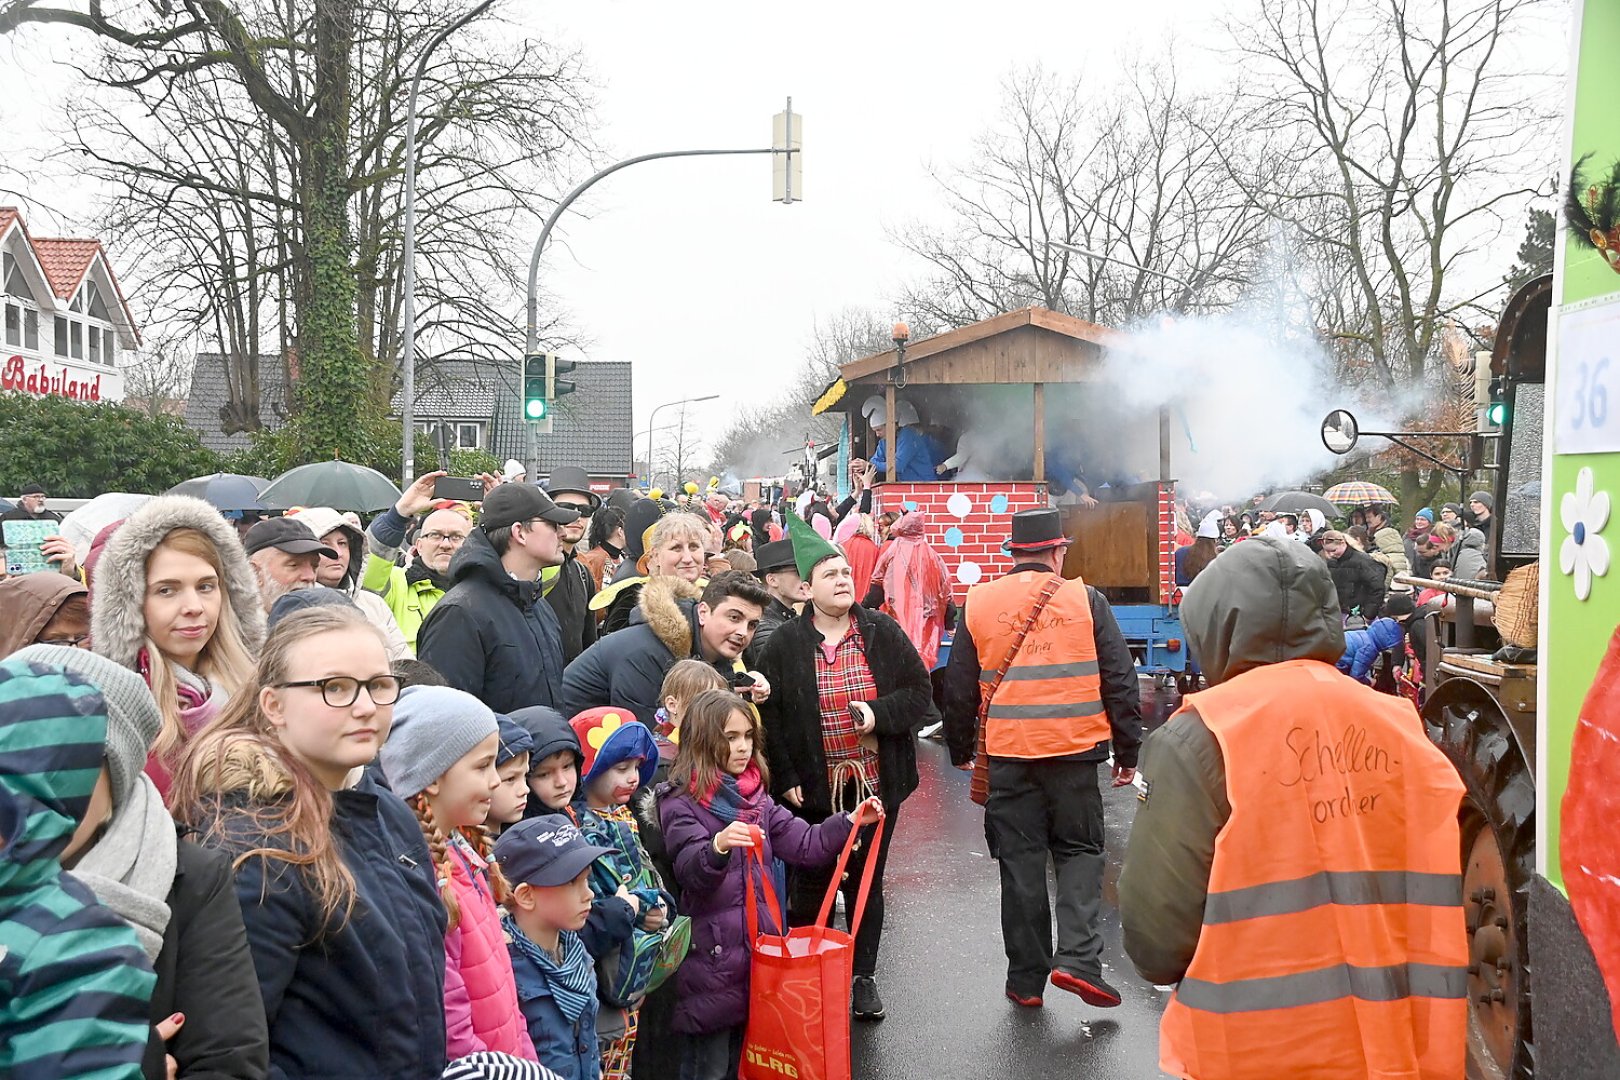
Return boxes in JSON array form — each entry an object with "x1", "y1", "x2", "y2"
[
  {"x1": 1181, "y1": 535, "x2": 1344, "y2": 685},
  {"x1": 0, "y1": 572, "x2": 87, "y2": 657},
  {"x1": 0, "y1": 657, "x2": 109, "y2": 873}
]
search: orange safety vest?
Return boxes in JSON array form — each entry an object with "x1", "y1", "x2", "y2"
[
  {"x1": 1158, "y1": 658, "x2": 1467, "y2": 1080},
  {"x1": 965, "y1": 571, "x2": 1108, "y2": 760}
]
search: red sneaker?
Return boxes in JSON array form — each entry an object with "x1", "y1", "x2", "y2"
[
  {"x1": 1050, "y1": 969, "x2": 1121, "y2": 1008},
  {"x1": 1004, "y1": 987, "x2": 1044, "y2": 1008}
]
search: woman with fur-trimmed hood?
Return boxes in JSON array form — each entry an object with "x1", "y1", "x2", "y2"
[{"x1": 91, "y1": 495, "x2": 263, "y2": 798}]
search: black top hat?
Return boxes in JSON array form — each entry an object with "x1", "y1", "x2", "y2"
[
  {"x1": 754, "y1": 538, "x2": 797, "y2": 575},
  {"x1": 1003, "y1": 508, "x2": 1070, "y2": 553},
  {"x1": 544, "y1": 466, "x2": 601, "y2": 512}
]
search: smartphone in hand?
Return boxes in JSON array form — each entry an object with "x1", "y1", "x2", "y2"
[{"x1": 433, "y1": 476, "x2": 485, "y2": 503}]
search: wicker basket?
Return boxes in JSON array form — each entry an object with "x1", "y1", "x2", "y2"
[{"x1": 1493, "y1": 562, "x2": 1540, "y2": 649}]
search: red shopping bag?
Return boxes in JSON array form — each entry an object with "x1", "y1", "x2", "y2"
[{"x1": 738, "y1": 815, "x2": 885, "y2": 1080}]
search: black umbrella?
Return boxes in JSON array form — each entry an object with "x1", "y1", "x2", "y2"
[
  {"x1": 259, "y1": 461, "x2": 403, "y2": 514},
  {"x1": 165, "y1": 472, "x2": 271, "y2": 512},
  {"x1": 1258, "y1": 491, "x2": 1340, "y2": 518}
]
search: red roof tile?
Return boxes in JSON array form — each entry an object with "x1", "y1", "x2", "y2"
[
  {"x1": 31, "y1": 237, "x2": 102, "y2": 301},
  {"x1": 0, "y1": 207, "x2": 18, "y2": 237}
]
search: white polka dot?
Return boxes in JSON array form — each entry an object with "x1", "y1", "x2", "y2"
[
  {"x1": 946, "y1": 492, "x2": 973, "y2": 519},
  {"x1": 956, "y1": 561, "x2": 983, "y2": 585}
]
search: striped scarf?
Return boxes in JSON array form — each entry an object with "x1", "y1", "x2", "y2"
[{"x1": 503, "y1": 914, "x2": 596, "y2": 1023}]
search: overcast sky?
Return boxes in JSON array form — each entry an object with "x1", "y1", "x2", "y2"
[{"x1": 0, "y1": 0, "x2": 1570, "y2": 465}]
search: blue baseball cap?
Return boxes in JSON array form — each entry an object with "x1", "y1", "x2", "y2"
[
  {"x1": 494, "y1": 814, "x2": 616, "y2": 887},
  {"x1": 495, "y1": 715, "x2": 536, "y2": 767}
]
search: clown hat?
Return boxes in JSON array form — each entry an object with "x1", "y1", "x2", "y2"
[{"x1": 569, "y1": 707, "x2": 658, "y2": 791}]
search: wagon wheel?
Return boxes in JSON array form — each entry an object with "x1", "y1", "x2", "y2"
[{"x1": 1424, "y1": 683, "x2": 1536, "y2": 1080}]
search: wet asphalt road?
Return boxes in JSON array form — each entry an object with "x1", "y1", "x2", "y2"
[{"x1": 851, "y1": 682, "x2": 1178, "y2": 1079}]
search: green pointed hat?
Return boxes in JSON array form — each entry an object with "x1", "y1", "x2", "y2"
[{"x1": 783, "y1": 510, "x2": 841, "y2": 580}]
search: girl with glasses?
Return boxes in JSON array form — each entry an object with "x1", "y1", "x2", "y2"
[{"x1": 171, "y1": 605, "x2": 453, "y2": 1080}]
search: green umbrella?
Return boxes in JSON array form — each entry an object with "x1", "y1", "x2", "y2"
[{"x1": 259, "y1": 461, "x2": 402, "y2": 514}]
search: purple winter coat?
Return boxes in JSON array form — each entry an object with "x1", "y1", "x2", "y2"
[{"x1": 658, "y1": 787, "x2": 854, "y2": 1036}]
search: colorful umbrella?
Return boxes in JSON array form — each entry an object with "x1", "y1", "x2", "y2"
[
  {"x1": 1323, "y1": 481, "x2": 1397, "y2": 508},
  {"x1": 259, "y1": 461, "x2": 402, "y2": 514}
]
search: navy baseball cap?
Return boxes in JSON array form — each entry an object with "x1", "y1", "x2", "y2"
[
  {"x1": 494, "y1": 814, "x2": 616, "y2": 887},
  {"x1": 495, "y1": 715, "x2": 536, "y2": 767}
]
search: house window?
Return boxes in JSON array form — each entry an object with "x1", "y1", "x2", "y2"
[
  {"x1": 54, "y1": 316, "x2": 67, "y2": 356},
  {"x1": 456, "y1": 423, "x2": 482, "y2": 450},
  {"x1": 102, "y1": 327, "x2": 116, "y2": 366},
  {"x1": 69, "y1": 321, "x2": 83, "y2": 359},
  {"x1": 4, "y1": 304, "x2": 16, "y2": 347},
  {"x1": 2, "y1": 253, "x2": 27, "y2": 298},
  {"x1": 88, "y1": 324, "x2": 100, "y2": 364},
  {"x1": 86, "y1": 281, "x2": 111, "y2": 322},
  {"x1": 23, "y1": 309, "x2": 37, "y2": 350}
]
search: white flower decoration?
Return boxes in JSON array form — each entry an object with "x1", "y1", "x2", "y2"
[{"x1": 1561, "y1": 466, "x2": 1611, "y2": 602}]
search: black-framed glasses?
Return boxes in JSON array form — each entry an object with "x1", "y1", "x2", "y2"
[
  {"x1": 38, "y1": 634, "x2": 90, "y2": 648},
  {"x1": 418, "y1": 530, "x2": 467, "y2": 546},
  {"x1": 274, "y1": 674, "x2": 401, "y2": 707}
]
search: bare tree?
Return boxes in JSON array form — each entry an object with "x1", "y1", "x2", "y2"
[
  {"x1": 896, "y1": 63, "x2": 1273, "y2": 330},
  {"x1": 1224, "y1": 0, "x2": 1556, "y2": 506},
  {"x1": 16, "y1": 0, "x2": 590, "y2": 460}
]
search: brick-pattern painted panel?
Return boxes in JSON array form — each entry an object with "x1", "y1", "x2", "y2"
[{"x1": 873, "y1": 482, "x2": 1049, "y2": 603}]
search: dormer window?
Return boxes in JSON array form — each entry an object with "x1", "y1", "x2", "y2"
[{"x1": 3, "y1": 252, "x2": 28, "y2": 298}]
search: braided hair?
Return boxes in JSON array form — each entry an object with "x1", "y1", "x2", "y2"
[
  {"x1": 457, "y1": 824, "x2": 512, "y2": 906},
  {"x1": 412, "y1": 794, "x2": 462, "y2": 931}
]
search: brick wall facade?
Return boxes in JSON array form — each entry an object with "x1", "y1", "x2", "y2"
[{"x1": 873, "y1": 481, "x2": 1049, "y2": 603}]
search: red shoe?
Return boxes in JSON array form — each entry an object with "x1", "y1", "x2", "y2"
[
  {"x1": 1050, "y1": 969, "x2": 1121, "y2": 1008},
  {"x1": 1005, "y1": 987, "x2": 1044, "y2": 1008}
]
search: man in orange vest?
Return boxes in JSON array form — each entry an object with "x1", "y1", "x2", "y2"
[
  {"x1": 1120, "y1": 535, "x2": 1468, "y2": 1080},
  {"x1": 942, "y1": 508, "x2": 1143, "y2": 1009}
]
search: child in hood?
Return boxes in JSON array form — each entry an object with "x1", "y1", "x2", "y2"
[
  {"x1": 1338, "y1": 594, "x2": 1417, "y2": 684},
  {"x1": 491, "y1": 716, "x2": 536, "y2": 833},
  {"x1": 571, "y1": 708, "x2": 680, "y2": 1080},
  {"x1": 0, "y1": 654, "x2": 156, "y2": 1080}
]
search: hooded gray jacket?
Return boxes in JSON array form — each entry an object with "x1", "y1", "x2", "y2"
[{"x1": 1119, "y1": 536, "x2": 1345, "y2": 985}]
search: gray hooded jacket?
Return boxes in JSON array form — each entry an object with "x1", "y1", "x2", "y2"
[{"x1": 1119, "y1": 536, "x2": 1344, "y2": 985}]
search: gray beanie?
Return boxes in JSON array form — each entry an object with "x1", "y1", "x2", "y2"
[
  {"x1": 1469, "y1": 490, "x2": 1494, "y2": 512},
  {"x1": 10, "y1": 644, "x2": 161, "y2": 808},
  {"x1": 378, "y1": 685, "x2": 499, "y2": 800}
]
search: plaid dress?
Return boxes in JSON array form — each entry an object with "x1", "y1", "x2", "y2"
[{"x1": 814, "y1": 621, "x2": 881, "y2": 810}]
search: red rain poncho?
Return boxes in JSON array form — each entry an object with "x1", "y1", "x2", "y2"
[{"x1": 871, "y1": 512, "x2": 952, "y2": 668}]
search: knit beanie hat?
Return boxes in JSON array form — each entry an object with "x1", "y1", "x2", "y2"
[
  {"x1": 1469, "y1": 491, "x2": 1495, "y2": 512},
  {"x1": 1415, "y1": 507, "x2": 1435, "y2": 523},
  {"x1": 495, "y1": 715, "x2": 536, "y2": 767},
  {"x1": 783, "y1": 510, "x2": 840, "y2": 580},
  {"x1": 1383, "y1": 593, "x2": 1416, "y2": 619},
  {"x1": 379, "y1": 685, "x2": 499, "y2": 800},
  {"x1": 10, "y1": 644, "x2": 161, "y2": 809},
  {"x1": 570, "y1": 707, "x2": 657, "y2": 792}
]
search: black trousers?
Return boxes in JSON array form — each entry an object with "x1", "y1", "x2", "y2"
[
  {"x1": 985, "y1": 757, "x2": 1106, "y2": 997},
  {"x1": 787, "y1": 800, "x2": 900, "y2": 978}
]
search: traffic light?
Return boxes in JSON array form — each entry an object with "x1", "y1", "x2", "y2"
[
  {"x1": 1487, "y1": 375, "x2": 1509, "y2": 428},
  {"x1": 523, "y1": 354, "x2": 548, "y2": 421},
  {"x1": 550, "y1": 355, "x2": 577, "y2": 401}
]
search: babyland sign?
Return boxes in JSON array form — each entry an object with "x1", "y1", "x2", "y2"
[{"x1": 2, "y1": 353, "x2": 123, "y2": 403}]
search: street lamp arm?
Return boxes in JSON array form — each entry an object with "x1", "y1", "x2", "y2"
[
  {"x1": 644, "y1": 394, "x2": 720, "y2": 490},
  {"x1": 524, "y1": 148, "x2": 779, "y2": 353},
  {"x1": 1043, "y1": 240, "x2": 1196, "y2": 290}
]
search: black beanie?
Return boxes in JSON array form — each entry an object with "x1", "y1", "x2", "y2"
[{"x1": 1384, "y1": 593, "x2": 1416, "y2": 618}]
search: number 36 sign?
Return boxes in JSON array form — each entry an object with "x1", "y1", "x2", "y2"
[{"x1": 1556, "y1": 297, "x2": 1620, "y2": 456}]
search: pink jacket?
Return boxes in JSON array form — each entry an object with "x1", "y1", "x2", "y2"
[{"x1": 444, "y1": 835, "x2": 536, "y2": 1060}]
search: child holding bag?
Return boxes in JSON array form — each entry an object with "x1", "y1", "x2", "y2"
[
  {"x1": 658, "y1": 689, "x2": 882, "y2": 1080},
  {"x1": 379, "y1": 686, "x2": 538, "y2": 1062}
]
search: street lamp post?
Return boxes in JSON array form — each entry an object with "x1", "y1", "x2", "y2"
[
  {"x1": 645, "y1": 395, "x2": 718, "y2": 490},
  {"x1": 521, "y1": 98, "x2": 800, "y2": 475},
  {"x1": 401, "y1": 0, "x2": 495, "y2": 485}
]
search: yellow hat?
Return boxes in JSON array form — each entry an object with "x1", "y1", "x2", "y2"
[
  {"x1": 684, "y1": 481, "x2": 699, "y2": 496},
  {"x1": 648, "y1": 487, "x2": 663, "y2": 500}
]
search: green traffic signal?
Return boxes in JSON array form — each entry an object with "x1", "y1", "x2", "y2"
[
  {"x1": 525, "y1": 397, "x2": 547, "y2": 420},
  {"x1": 1487, "y1": 402, "x2": 1507, "y2": 426}
]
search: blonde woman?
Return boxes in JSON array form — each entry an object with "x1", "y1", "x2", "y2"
[
  {"x1": 592, "y1": 512, "x2": 712, "y2": 633},
  {"x1": 91, "y1": 495, "x2": 261, "y2": 797}
]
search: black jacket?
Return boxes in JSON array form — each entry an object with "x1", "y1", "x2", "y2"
[
  {"x1": 744, "y1": 596, "x2": 797, "y2": 668},
  {"x1": 417, "y1": 527, "x2": 566, "y2": 714},
  {"x1": 1326, "y1": 547, "x2": 1386, "y2": 621},
  {"x1": 207, "y1": 774, "x2": 448, "y2": 1080},
  {"x1": 939, "y1": 565, "x2": 1143, "y2": 771},
  {"x1": 559, "y1": 577, "x2": 733, "y2": 726},
  {"x1": 145, "y1": 833, "x2": 269, "y2": 1080},
  {"x1": 545, "y1": 551, "x2": 599, "y2": 665},
  {"x1": 757, "y1": 604, "x2": 936, "y2": 819}
]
